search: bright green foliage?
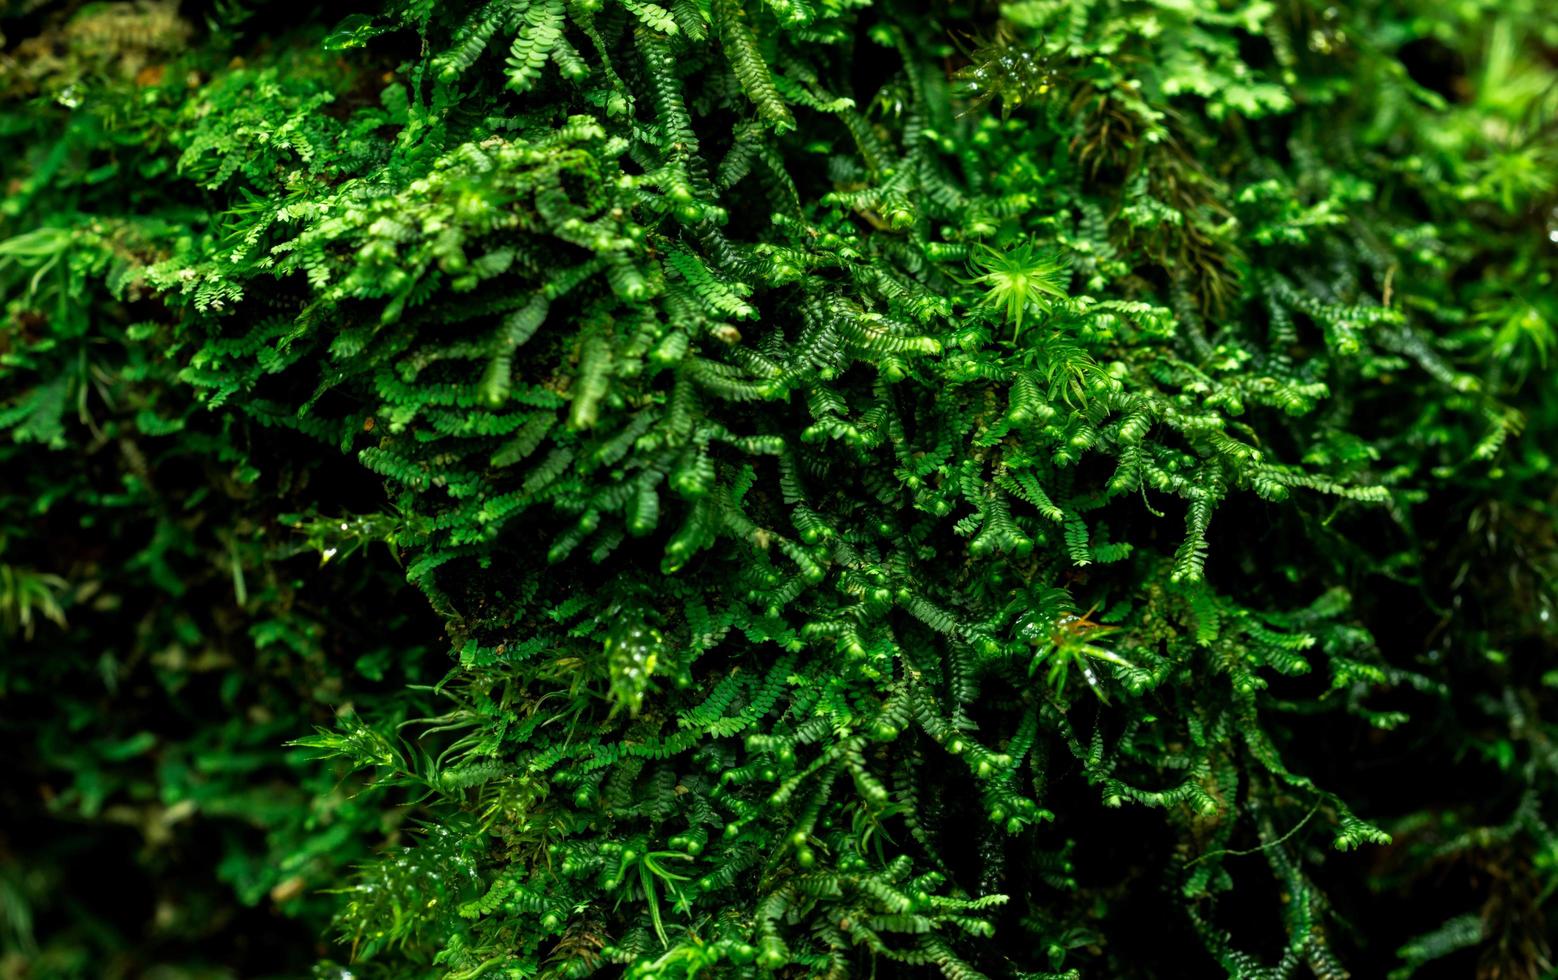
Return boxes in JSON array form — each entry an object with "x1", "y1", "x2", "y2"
[
  {"x1": 967, "y1": 242, "x2": 1070, "y2": 341},
  {"x1": 2, "y1": 0, "x2": 1557, "y2": 977}
]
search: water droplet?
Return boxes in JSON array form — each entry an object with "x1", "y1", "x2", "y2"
[{"x1": 323, "y1": 13, "x2": 378, "y2": 51}]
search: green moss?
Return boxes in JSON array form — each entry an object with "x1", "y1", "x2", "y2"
[{"x1": 2, "y1": 0, "x2": 1556, "y2": 976}]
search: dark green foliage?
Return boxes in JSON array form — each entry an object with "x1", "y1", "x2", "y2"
[{"x1": 2, "y1": 0, "x2": 1556, "y2": 977}]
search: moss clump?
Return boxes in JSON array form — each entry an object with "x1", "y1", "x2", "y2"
[{"x1": 2, "y1": 1, "x2": 1555, "y2": 976}]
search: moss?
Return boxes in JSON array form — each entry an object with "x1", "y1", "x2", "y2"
[{"x1": 2, "y1": 0, "x2": 1555, "y2": 976}]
